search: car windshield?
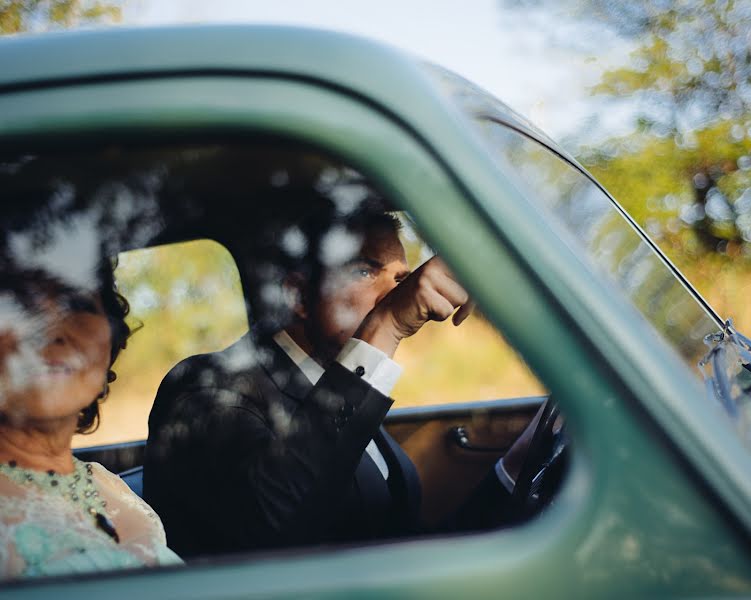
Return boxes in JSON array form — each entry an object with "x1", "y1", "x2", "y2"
[{"x1": 423, "y1": 65, "x2": 751, "y2": 444}]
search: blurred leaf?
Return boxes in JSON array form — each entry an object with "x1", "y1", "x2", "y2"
[{"x1": 0, "y1": 0, "x2": 120, "y2": 34}]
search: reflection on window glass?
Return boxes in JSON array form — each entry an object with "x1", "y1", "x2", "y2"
[
  {"x1": 98, "y1": 220, "x2": 545, "y2": 448},
  {"x1": 0, "y1": 143, "x2": 561, "y2": 580},
  {"x1": 473, "y1": 122, "x2": 718, "y2": 374},
  {"x1": 95, "y1": 228, "x2": 545, "y2": 447},
  {"x1": 423, "y1": 62, "x2": 720, "y2": 375},
  {"x1": 424, "y1": 64, "x2": 751, "y2": 443}
]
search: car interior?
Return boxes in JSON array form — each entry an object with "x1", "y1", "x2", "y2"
[{"x1": 1, "y1": 138, "x2": 569, "y2": 561}]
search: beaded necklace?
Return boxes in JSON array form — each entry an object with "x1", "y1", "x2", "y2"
[{"x1": 0, "y1": 458, "x2": 119, "y2": 543}]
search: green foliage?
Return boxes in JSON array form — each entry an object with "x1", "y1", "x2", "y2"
[
  {"x1": 591, "y1": 1, "x2": 751, "y2": 129},
  {"x1": 113, "y1": 239, "x2": 249, "y2": 383},
  {"x1": 503, "y1": 0, "x2": 751, "y2": 258},
  {"x1": 584, "y1": 114, "x2": 751, "y2": 258},
  {"x1": 571, "y1": 0, "x2": 751, "y2": 268},
  {"x1": 0, "y1": 0, "x2": 121, "y2": 34}
]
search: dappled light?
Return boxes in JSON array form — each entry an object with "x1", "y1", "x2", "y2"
[
  {"x1": 497, "y1": 0, "x2": 751, "y2": 333},
  {"x1": 0, "y1": 144, "x2": 546, "y2": 448}
]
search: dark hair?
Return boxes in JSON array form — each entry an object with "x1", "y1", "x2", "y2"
[
  {"x1": 76, "y1": 261, "x2": 131, "y2": 434},
  {"x1": 227, "y1": 185, "x2": 401, "y2": 337},
  {"x1": 0, "y1": 262, "x2": 131, "y2": 434}
]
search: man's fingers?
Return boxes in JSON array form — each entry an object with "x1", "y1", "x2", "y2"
[
  {"x1": 386, "y1": 255, "x2": 473, "y2": 335},
  {"x1": 424, "y1": 289, "x2": 456, "y2": 322},
  {"x1": 417, "y1": 256, "x2": 473, "y2": 326},
  {"x1": 452, "y1": 300, "x2": 475, "y2": 326},
  {"x1": 433, "y1": 272, "x2": 469, "y2": 308},
  {"x1": 422, "y1": 257, "x2": 467, "y2": 308}
]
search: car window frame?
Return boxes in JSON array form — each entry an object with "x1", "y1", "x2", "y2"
[{"x1": 1, "y1": 65, "x2": 750, "y2": 595}]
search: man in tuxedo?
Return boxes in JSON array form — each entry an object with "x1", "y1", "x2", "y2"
[{"x1": 143, "y1": 200, "x2": 480, "y2": 558}]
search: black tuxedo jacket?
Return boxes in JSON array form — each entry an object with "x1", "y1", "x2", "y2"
[{"x1": 143, "y1": 333, "x2": 421, "y2": 558}]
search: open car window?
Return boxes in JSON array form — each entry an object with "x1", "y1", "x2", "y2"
[{"x1": 0, "y1": 141, "x2": 566, "y2": 581}]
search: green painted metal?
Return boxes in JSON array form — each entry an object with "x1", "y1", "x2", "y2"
[{"x1": 1, "y1": 26, "x2": 750, "y2": 598}]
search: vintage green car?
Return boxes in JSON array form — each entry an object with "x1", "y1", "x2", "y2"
[{"x1": 1, "y1": 24, "x2": 750, "y2": 598}]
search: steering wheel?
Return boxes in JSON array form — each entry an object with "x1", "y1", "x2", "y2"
[{"x1": 509, "y1": 398, "x2": 569, "y2": 520}]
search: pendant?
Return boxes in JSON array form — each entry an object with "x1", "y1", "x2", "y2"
[{"x1": 95, "y1": 512, "x2": 120, "y2": 544}]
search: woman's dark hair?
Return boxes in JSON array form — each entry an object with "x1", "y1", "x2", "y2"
[
  {"x1": 0, "y1": 261, "x2": 131, "y2": 434},
  {"x1": 76, "y1": 260, "x2": 131, "y2": 434}
]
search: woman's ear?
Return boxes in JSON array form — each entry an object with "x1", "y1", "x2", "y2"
[{"x1": 283, "y1": 273, "x2": 307, "y2": 319}]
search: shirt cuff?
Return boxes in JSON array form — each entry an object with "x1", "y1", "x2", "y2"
[
  {"x1": 336, "y1": 338, "x2": 402, "y2": 396},
  {"x1": 494, "y1": 458, "x2": 516, "y2": 493}
]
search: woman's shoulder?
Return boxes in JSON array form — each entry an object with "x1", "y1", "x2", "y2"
[
  {"x1": 86, "y1": 460, "x2": 125, "y2": 485},
  {"x1": 87, "y1": 460, "x2": 153, "y2": 514},
  {"x1": 86, "y1": 461, "x2": 171, "y2": 546}
]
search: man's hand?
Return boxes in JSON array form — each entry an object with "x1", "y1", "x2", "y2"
[{"x1": 353, "y1": 257, "x2": 474, "y2": 357}]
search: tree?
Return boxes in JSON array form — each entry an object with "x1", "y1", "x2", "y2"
[
  {"x1": 0, "y1": 0, "x2": 121, "y2": 35},
  {"x1": 502, "y1": 0, "x2": 751, "y2": 254},
  {"x1": 590, "y1": 0, "x2": 751, "y2": 133},
  {"x1": 582, "y1": 0, "x2": 751, "y2": 253}
]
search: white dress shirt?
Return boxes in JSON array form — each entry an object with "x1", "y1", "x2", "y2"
[{"x1": 273, "y1": 330, "x2": 402, "y2": 479}]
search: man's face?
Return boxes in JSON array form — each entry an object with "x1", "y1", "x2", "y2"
[{"x1": 308, "y1": 224, "x2": 409, "y2": 362}]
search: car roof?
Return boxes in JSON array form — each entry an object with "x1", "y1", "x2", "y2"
[
  {"x1": 0, "y1": 25, "x2": 405, "y2": 84},
  {"x1": 0, "y1": 24, "x2": 667, "y2": 269},
  {"x1": 0, "y1": 24, "x2": 549, "y2": 146}
]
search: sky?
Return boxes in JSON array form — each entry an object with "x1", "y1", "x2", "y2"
[{"x1": 120, "y1": 0, "x2": 638, "y2": 143}]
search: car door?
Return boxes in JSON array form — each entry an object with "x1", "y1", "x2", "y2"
[{"x1": 2, "y1": 27, "x2": 751, "y2": 598}]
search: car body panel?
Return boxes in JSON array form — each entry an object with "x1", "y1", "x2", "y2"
[{"x1": 1, "y1": 25, "x2": 750, "y2": 597}]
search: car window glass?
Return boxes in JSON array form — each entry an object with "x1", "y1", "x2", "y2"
[
  {"x1": 0, "y1": 142, "x2": 561, "y2": 579},
  {"x1": 477, "y1": 121, "x2": 718, "y2": 366},
  {"x1": 81, "y1": 230, "x2": 546, "y2": 448},
  {"x1": 0, "y1": 143, "x2": 547, "y2": 442},
  {"x1": 424, "y1": 65, "x2": 751, "y2": 444},
  {"x1": 424, "y1": 65, "x2": 720, "y2": 376}
]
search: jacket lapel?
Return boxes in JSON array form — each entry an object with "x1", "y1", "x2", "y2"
[
  {"x1": 250, "y1": 331, "x2": 421, "y2": 535},
  {"x1": 352, "y1": 450, "x2": 393, "y2": 536},
  {"x1": 375, "y1": 426, "x2": 422, "y2": 529},
  {"x1": 252, "y1": 332, "x2": 312, "y2": 400}
]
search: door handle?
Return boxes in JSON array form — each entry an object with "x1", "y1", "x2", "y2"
[{"x1": 449, "y1": 426, "x2": 510, "y2": 453}]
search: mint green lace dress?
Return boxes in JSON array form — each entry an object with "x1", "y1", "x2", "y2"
[{"x1": 0, "y1": 462, "x2": 182, "y2": 579}]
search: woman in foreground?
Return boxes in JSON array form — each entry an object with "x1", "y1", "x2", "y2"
[{"x1": 0, "y1": 266, "x2": 181, "y2": 578}]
